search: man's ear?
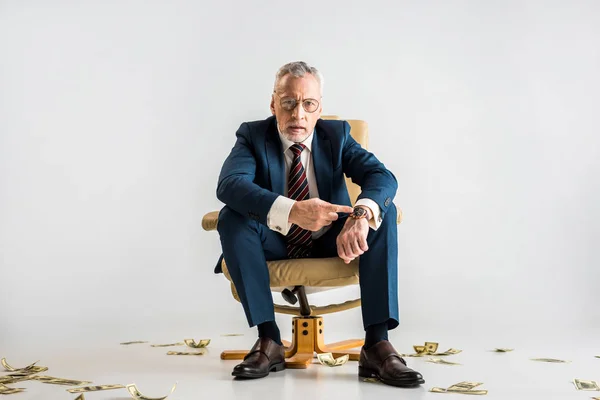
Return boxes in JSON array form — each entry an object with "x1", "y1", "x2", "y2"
[{"x1": 270, "y1": 96, "x2": 276, "y2": 115}]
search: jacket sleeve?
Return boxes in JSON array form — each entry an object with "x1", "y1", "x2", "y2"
[
  {"x1": 216, "y1": 122, "x2": 279, "y2": 225},
  {"x1": 341, "y1": 121, "x2": 398, "y2": 218}
]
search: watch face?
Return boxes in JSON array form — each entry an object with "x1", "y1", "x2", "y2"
[{"x1": 352, "y1": 207, "x2": 367, "y2": 218}]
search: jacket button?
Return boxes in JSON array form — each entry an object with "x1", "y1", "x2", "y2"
[{"x1": 384, "y1": 198, "x2": 390, "y2": 207}]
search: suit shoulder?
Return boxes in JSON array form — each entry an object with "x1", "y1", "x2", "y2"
[
  {"x1": 241, "y1": 116, "x2": 276, "y2": 133},
  {"x1": 316, "y1": 118, "x2": 347, "y2": 130},
  {"x1": 316, "y1": 118, "x2": 349, "y2": 141},
  {"x1": 234, "y1": 116, "x2": 276, "y2": 145}
]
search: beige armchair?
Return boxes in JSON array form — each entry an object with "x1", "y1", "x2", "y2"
[{"x1": 202, "y1": 116, "x2": 403, "y2": 368}]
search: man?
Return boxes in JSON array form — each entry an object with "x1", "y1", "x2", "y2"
[{"x1": 215, "y1": 61, "x2": 424, "y2": 388}]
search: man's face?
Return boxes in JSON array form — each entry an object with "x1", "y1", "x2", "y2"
[{"x1": 270, "y1": 74, "x2": 322, "y2": 143}]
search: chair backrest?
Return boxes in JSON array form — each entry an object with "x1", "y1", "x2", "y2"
[{"x1": 321, "y1": 115, "x2": 368, "y2": 205}]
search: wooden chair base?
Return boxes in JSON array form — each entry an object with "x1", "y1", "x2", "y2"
[{"x1": 220, "y1": 316, "x2": 364, "y2": 369}]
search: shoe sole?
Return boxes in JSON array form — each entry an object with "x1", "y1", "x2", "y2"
[
  {"x1": 232, "y1": 361, "x2": 286, "y2": 379},
  {"x1": 358, "y1": 366, "x2": 425, "y2": 388}
]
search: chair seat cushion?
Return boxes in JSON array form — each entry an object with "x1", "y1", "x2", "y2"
[{"x1": 221, "y1": 257, "x2": 359, "y2": 288}]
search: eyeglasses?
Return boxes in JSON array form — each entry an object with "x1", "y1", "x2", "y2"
[{"x1": 274, "y1": 93, "x2": 320, "y2": 113}]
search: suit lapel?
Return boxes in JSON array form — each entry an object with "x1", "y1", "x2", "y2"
[
  {"x1": 266, "y1": 118, "x2": 285, "y2": 195},
  {"x1": 312, "y1": 125, "x2": 332, "y2": 202}
]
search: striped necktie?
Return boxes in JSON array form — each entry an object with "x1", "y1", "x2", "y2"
[{"x1": 286, "y1": 143, "x2": 312, "y2": 258}]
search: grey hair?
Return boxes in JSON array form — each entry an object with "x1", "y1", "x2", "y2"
[{"x1": 273, "y1": 61, "x2": 324, "y2": 95}]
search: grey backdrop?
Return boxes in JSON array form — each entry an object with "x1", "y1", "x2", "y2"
[{"x1": 1, "y1": 0, "x2": 599, "y2": 349}]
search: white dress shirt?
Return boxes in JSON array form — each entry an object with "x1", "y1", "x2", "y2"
[{"x1": 266, "y1": 129, "x2": 382, "y2": 237}]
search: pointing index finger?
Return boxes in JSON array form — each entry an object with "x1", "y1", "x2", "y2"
[{"x1": 332, "y1": 204, "x2": 354, "y2": 213}]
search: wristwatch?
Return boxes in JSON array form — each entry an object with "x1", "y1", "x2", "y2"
[{"x1": 350, "y1": 206, "x2": 368, "y2": 220}]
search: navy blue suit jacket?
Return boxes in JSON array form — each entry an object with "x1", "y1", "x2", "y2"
[{"x1": 214, "y1": 116, "x2": 397, "y2": 273}]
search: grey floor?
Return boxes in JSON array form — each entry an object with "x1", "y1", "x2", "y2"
[{"x1": 2, "y1": 326, "x2": 600, "y2": 400}]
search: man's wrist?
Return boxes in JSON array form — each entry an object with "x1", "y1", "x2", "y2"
[{"x1": 354, "y1": 205, "x2": 373, "y2": 220}]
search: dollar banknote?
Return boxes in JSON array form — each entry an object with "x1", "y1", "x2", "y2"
[
  {"x1": 402, "y1": 343, "x2": 461, "y2": 357},
  {"x1": 0, "y1": 383, "x2": 26, "y2": 395},
  {"x1": 7, "y1": 366, "x2": 48, "y2": 376},
  {"x1": 67, "y1": 384, "x2": 125, "y2": 393},
  {"x1": 0, "y1": 375, "x2": 33, "y2": 385},
  {"x1": 447, "y1": 382, "x2": 484, "y2": 391},
  {"x1": 426, "y1": 357, "x2": 461, "y2": 366},
  {"x1": 412, "y1": 342, "x2": 438, "y2": 354},
  {"x1": 424, "y1": 342, "x2": 439, "y2": 353},
  {"x1": 435, "y1": 348, "x2": 462, "y2": 356},
  {"x1": 431, "y1": 381, "x2": 487, "y2": 395},
  {"x1": 120, "y1": 341, "x2": 148, "y2": 345},
  {"x1": 32, "y1": 376, "x2": 93, "y2": 386},
  {"x1": 1, "y1": 358, "x2": 42, "y2": 372},
  {"x1": 413, "y1": 345, "x2": 426, "y2": 354},
  {"x1": 166, "y1": 351, "x2": 205, "y2": 356},
  {"x1": 317, "y1": 353, "x2": 349, "y2": 367},
  {"x1": 75, "y1": 395, "x2": 85, "y2": 400},
  {"x1": 184, "y1": 339, "x2": 211, "y2": 348},
  {"x1": 126, "y1": 383, "x2": 177, "y2": 400},
  {"x1": 150, "y1": 343, "x2": 184, "y2": 348},
  {"x1": 493, "y1": 348, "x2": 514, "y2": 352},
  {"x1": 430, "y1": 387, "x2": 488, "y2": 395},
  {"x1": 573, "y1": 379, "x2": 600, "y2": 391},
  {"x1": 221, "y1": 333, "x2": 244, "y2": 337},
  {"x1": 430, "y1": 387, "x2": 448, "y2": 393},
  {"x1": 530, "y1": 358, "x2": 569, "y2": 363}
]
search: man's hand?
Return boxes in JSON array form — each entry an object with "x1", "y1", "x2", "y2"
[
  {"x1": 288, "y1": 198, "x2": 353, "y2": 232},
  {"x1": 336, "y1": 212, "x2": 370, "y2": 264}
]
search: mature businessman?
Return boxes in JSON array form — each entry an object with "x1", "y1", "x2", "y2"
[{"x1": 215, "y1": 61, "x2": 424, "y2": 387}]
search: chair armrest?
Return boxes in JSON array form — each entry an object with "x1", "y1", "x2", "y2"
[
  {"x1": 395, "y1": 203, "x2": 403, "y2": 225},
  {"x1": 202, "y1": 211, "x2": 220, "y2": 231}
]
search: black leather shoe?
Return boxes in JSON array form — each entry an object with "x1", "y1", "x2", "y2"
[
  {"x1": 359, "y1": 340, "x2": 425, "y2": 387},
  {"x1": 232, "y1": 337, "x2": 286, "y2": 379}
]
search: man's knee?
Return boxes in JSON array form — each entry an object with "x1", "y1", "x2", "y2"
[{"x1": 217, "y1": 206, "x2": 255, "y2": 234}]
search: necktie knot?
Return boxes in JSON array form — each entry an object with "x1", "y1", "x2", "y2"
[{"x1": 290, "y1": 143, "x2": 306, "y2": 157}]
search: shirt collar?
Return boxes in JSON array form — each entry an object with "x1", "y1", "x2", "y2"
[{"x1": 277, "y1": 127, "x2": 315, "y2": 154}]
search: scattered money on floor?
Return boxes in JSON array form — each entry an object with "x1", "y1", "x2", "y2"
[
  {"x1": 220, "y1": 333, "x2": 244, "y2": 337},
  {"x1": 126, "y1": 383, "x2": 177, "y2": 400},
  {"x1": 530, "y1": 358, "x2": 570, "y2": 363},
  {"x1": 67, "y1": 384, "x2": 126, "y2": 393},
  {"x1": 573, "y1": 379, "x2": 600, "y2": 391},
  {"x1": 427, "y1": 357, "x2": 461, "y2": 366},
  {"x1": 431, "y1": 381, "x2": 488, "y2": 395},
  {"x1": 317, "y1": 353, "x2": 349, "y2": 367},
  {"x1": 493, "y1": 348, "x2": 514, "y2": 352},
  {"x1": 120, "y1": 341, "x2": 148, "y2": 345},
  {"x1": 74, "y1": 395, "x2": 85, "y2": 400},
  {"x1": 184, "y1": 339, "x2": 211, "y2": 348},
  {"x1": 166, "y1": 351, "x2": 206, "y2": 356},
  {"x1": 150, "y1": 343, "x2": 184, "y2": 348}
]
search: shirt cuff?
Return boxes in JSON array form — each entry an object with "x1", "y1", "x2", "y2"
[
  {"x1": 355, "y1": 198, "x2": 382, "y2": 230},
  {"x1": 266, "y1": 195, "x2": 295, "y2": 235}
]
